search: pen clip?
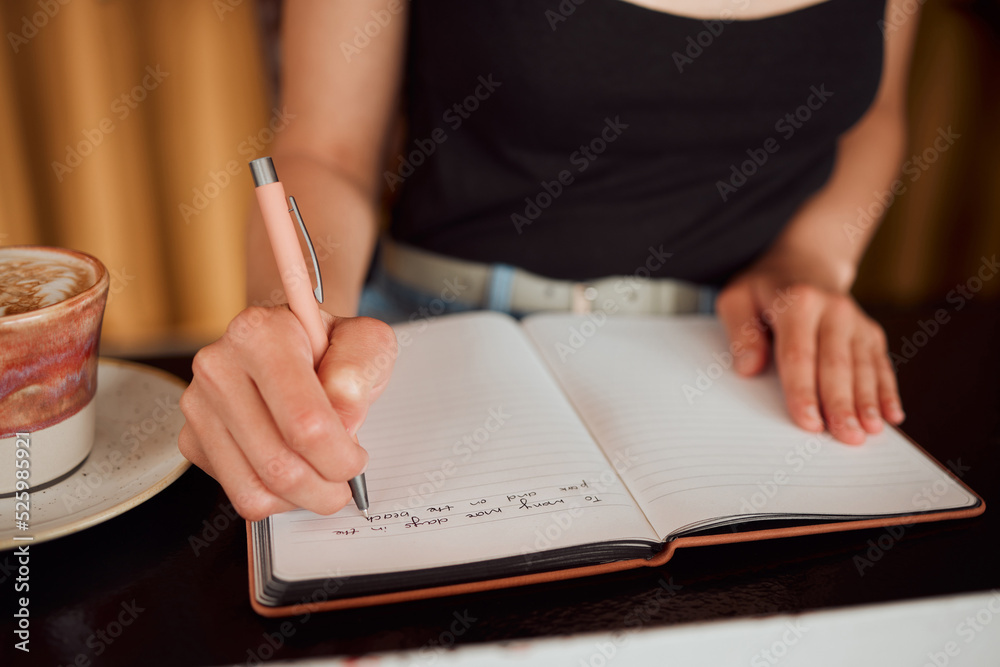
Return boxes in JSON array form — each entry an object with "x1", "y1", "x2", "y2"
[{"x1": 288, "y1": 195, "x2": 324, "y2": 304}]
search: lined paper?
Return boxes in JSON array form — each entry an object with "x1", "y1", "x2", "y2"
[
  {"x1": 523, "y1": 314, "x2": 976, "y2": 540},
  {"x1": 267, "y1": 312, "x2": 657, "y2": 582}
]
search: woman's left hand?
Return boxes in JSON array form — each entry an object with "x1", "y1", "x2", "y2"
[{"x1": 715, "y1": 259, "x2": 905, "y2": 444}]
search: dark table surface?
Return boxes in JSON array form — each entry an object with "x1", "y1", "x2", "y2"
[{"x1": 4, "y1": 302, "x2": 998, "y2": 667}]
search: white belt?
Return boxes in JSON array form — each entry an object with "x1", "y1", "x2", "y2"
[{"x1": 379, "y1": 240, "x2": 705, "y2": 316}]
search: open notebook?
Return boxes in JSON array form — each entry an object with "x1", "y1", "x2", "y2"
[{"x1": 248, "y1": 312, "x2": 983, "y2": 615}]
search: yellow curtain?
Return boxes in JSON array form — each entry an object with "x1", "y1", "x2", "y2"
[
  {"x1": 852, "y1": 0, "x2": 1000, "y2": 304},
  {"x1": 0, "y1": 0, "x2": 269, "y2": 352}
]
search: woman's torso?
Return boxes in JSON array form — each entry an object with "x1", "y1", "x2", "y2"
[{"x1": 389, "y1": 0, "x2": 886, "y2": 286}]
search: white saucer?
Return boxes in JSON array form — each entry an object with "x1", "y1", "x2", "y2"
[{"x1": 0, "y1": 358, "x2": 190, "y2": 549}]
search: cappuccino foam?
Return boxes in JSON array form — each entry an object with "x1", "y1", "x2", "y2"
[{"x1": 0, "y1": 248, "x2": 96, "y2": 317}]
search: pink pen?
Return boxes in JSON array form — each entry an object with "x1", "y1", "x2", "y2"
[{"x1": 249, "y1": 156, "x2": 370, "y2": 518}]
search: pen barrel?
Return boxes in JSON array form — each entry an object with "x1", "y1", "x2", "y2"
[{"x1": 254, "y1": 181, "x2": 328, "y2": 365}]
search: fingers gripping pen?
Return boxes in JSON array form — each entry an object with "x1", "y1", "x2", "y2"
[{"x1": 249, "y1": 156, "x2": 370, "y2": 518}]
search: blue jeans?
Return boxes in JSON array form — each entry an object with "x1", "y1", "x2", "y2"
[{"x1": 358, "y1": 261, "x2": 718, "y2": 324}]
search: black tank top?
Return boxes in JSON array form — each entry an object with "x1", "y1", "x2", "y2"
[{"x1": 388, "y1": 0, "x2": 885, "y2": 286}]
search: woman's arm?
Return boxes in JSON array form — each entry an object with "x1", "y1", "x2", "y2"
[
  {"x1": 247, "y1": 0, "x2": 408, "y2": 315},
  {"x1": 756, "y1": 0, "x2": 917, "y2": 292},
  {"x1": 179, "y1": 0, "x2": 407, "y2": 520},
  {"x1": 716, "y1": 0, "x2": 920, "y2": 444}
]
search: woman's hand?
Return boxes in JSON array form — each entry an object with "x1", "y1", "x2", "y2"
[
  {"x1": 178, "y1": 306, "x2": 398, "y2": 520},
  {"x1": 715, "y1": 256, "x2": 905, "y2": 445},
  {"x1": 706, "y1": 0, "x2": 923, "y2": 444}
]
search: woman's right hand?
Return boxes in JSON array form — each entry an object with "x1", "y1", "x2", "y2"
[{"x1": 178, "y1": 306, "x2": 398, "y2": 520}]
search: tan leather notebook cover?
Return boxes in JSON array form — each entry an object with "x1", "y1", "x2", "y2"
[{"x1": 246, "y1": 431, "x2": 984, "y2": 617}]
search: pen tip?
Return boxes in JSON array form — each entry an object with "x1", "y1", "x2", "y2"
[{"x1": 362, "y1": 509, "x2": 369, "y2": 519}]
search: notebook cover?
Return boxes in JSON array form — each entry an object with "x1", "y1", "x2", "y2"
[{"x1": 246, "y1": 428, "x2": 985, "y2": 617}]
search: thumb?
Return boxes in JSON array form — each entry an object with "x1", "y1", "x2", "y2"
[
  {"x1": 316, "y1": 316, "x2": 399, "y2": 436},
  {"x1": 715, "y1": 281, "x2": 770, "y2": 376}
]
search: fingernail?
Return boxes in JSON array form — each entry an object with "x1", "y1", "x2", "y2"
[
  {"x1": 737, "y1": 351, "x2": 758, "y2": 373},
  {"x1": 845, "y1": 416, "x2": 863, "y2": 433},
  {"x1": 864, "y1": 406, "x2": 880, "y2": 421},
  {"x1": 804, "y1": 404, "x2": 822, "y2": 424},
  {"x1": 889, "y1": 405, "x2": 906, "y2": 423}
]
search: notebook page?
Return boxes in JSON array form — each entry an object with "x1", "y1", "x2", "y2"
[
  {"x1": 522, "y1": 314, "x2": 976, "y2": 540},
  {"x1": 266, "y1": 312, "x2": 658, "y2": 583}
]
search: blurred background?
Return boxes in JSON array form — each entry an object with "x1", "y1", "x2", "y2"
[{"x1": 0, "y1": 0, "x2": 997, "y2": 355}]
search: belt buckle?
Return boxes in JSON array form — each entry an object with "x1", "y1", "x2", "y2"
[{"x1": 571, "y1": 283, "x2": 598, "y2": 314}]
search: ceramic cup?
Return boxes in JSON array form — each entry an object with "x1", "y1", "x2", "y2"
[{"x1": 0, "y1": 246, "x2": 110, "y2": 494}]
